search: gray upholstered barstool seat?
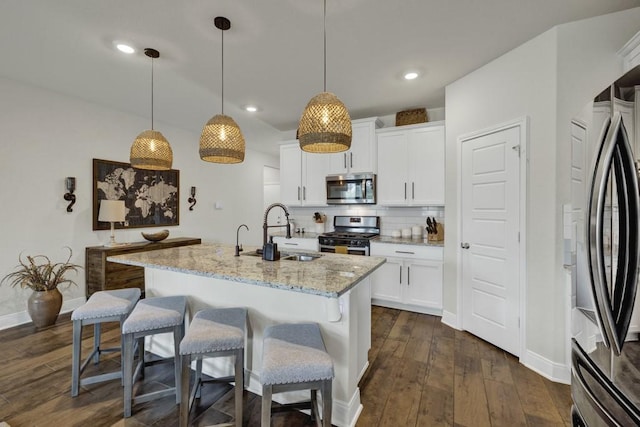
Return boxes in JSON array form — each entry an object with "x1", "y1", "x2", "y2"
[
  {"x1": 179, "y1": 307, "x2": 247, "y2": 427},
  {"x1": 261, "y1": 322, "x2": 334, "y2": 427},
  {"x1": 70, "y1": 288, "x2": 141, "y2": 397},
  {"x1": 121, "y1": 295, "x2": 187, "y2": 418}
]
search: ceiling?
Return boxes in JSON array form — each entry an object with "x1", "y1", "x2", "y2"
[{"x1": 1, "y1": 0, "x2": 639, "y2": 155}]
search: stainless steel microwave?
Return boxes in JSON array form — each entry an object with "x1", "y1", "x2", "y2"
[{"x1": 326, "y1": 173, "x2": 376, "y2": 205}]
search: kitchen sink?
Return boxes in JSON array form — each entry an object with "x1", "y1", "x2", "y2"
[{"x1": 281, "y1": 254, "x2": 322, "y2": 262}]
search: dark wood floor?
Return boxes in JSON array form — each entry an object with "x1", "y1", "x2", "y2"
[{"x1": 0, "y1": 306, "x2": 572, "y2": 426}]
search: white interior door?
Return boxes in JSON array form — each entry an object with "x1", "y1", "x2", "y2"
[{"x1": 461, "y1": 125, "x2": 521, "y2": 356}]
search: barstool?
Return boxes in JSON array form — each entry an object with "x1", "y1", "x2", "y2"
[
  {"x1": 179, "y1": 307, "x2": 247, "y2": 427},
  {"x1": 261, "y1": 322, "x2": 334, "y2": 427},
  {"x1": 121, "y1": 295, "x2": 187, "y2": 418},
  {"x1": 70, "y1": 288, "x2": 141, "y2": 397}
]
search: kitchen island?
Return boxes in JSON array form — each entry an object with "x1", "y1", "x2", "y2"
[{"x1": 108, "y1": 243, "x2": 385, "y2": 427}]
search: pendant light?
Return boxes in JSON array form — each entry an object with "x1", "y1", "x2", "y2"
[
  {"x1": 298, "y1": 0, "x2": 352, "y2": 153},
  {"x1": 130, "y1": 48, "x2": 173, "y2": 170},
  {"x1": 199, "y1": 16, "x2": 245, "y2": 164}
]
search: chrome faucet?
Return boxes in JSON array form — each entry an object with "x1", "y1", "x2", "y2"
[
  {"x1": 235, "y1": 224, "x2": 249, "y2": 256},
  {"x1": 262, "y1": 203, "x2": 291, "y2": 260}
]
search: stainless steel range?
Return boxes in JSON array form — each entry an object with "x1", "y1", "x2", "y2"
[{"x1": 318, "y1": 215, "x2": 380, "y2": 256}]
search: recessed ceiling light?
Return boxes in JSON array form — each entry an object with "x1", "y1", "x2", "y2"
[
  {"x1": 116, "y1": 43, "x2": 135, "y2": 54},
  {"x1": 404, "y1": 72, "x2": 419, "y2": 80},
  {"x1": 245, "y1": 105, "x2": 258, "y2": 113}
]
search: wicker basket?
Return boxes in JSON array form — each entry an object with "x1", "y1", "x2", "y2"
[{"x1": 395, "y1": 108, "x2": 428, "y2": 126}]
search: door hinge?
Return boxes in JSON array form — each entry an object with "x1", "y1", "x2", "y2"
[{"x1": 512, "y1": 145, "x2": 521, "y2": 157}]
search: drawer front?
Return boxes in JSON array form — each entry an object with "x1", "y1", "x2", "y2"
[
  {"x1": 370, "y1": 242, "x2": 443, "y2": 260},
  {"x1": 273, "y1": 236, "x2": 319, "y2": 252}
]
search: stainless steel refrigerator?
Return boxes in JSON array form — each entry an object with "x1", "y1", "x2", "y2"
[{"x1": 571, "y1": 65, "x2": 640, "y2": 425}]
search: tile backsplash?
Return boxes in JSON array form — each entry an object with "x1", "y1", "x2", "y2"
[{"x1": 287, "y1": 205, "x2": 444, "y2": 237}]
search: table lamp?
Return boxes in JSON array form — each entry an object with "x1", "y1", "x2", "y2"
[{"x1": 98, "y1": 199, "x2": 126, "y2": 247}]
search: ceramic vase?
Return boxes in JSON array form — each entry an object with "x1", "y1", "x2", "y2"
[{"x1": 27, "y1": 288, "x2": 63, "y2": 328}]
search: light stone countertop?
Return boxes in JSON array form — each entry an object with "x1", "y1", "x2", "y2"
[{"x1": 108, "y1": 243, "x2": 385, "y2": 298}]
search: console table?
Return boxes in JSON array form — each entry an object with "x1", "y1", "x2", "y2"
[{"x1": 85, "y1": 237, "x2": 201, "y2": 296}]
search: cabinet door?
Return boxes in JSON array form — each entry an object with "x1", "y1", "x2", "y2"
[
  {"x1": 349, "y1": 120, "x2": 376, "y2": 173},
  {"x1": 328, "y1": 151, "x2": 349, "y2": 175},
  {"x1": 377, "y1": 131, "x2": 408, "y2": 205},
  {"x1": 409, "y1": 125, "x2": 445, "y2": 205},
  {"x1": 327, "y1": 120, "x2": 377, "y2": 174},
  {"x1": 371, "y1": 257, "x2": 403, "y2": 303},
  {"x1": 302, "y1": 152, "x2": 329, "y2": 206},
  {"x1": 404, "y1": 260, "x2": 443, "y2": 309},
  {"x1": 280, "y1": 144, "x2": 302, "y2": 205}
]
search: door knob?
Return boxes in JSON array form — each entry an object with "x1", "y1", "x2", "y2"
[{"x1": 461, "y1": 242, "x2": 470, "y2": 249}]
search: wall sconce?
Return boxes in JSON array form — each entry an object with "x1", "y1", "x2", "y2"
[
  {"x1": 63, "y1": 177, "x2": 76, "y2": 212},
  {"x1": 188, "y1": 186, "x2": 197, "y2": 211}
]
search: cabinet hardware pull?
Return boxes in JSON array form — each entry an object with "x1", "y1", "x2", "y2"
[
  {"x1": 461, "y1": 242, "x2": 470, "y2": 249},
  {"x1": 350, "y1": 152, "x2": 353, "y2": 168},
  {"x1": 412, "y1": 182, "x2": 415, "y2": 199},
  {"x1": 395, "y1": 250, "x2": 415, "y2": 255},
  {"x1": 344, "y1": 153, "x2": 347, "y2": 169},
  {"x1": 297, "y1": 186, "x2": 301, "y2": 201},
  {"x1": 399, "y1": 265, "x2": 402, "y2": 284},
  {"x1": 303, "y1": 186, "x2": 306, "y2": 200},
  {"x1": 404, "y1": 182, "x2": 407, "y2": 199},
  {"x1": 408, "y1": 266, "x2": 410, "y2": 285},
  {"x1": 284, "y1": 242, "x2": 298, "y2": 246}
]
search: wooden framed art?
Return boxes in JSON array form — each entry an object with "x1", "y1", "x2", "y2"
[{"x1": 92, "y1": 158, "x2": 180, "y2": 230}]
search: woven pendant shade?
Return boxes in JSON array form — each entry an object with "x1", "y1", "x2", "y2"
[
  {"x1": 130, "y1": 130, "x2": 173, "y2": 170},
  {"x1": 298, "y1": 92, "x2": 352, "y2": 153},
  {"x1": 199, "y1": 114, "x2": 245, "y2": 163},
  {"x1": 129, "y1": 48, "x2": 173, "y2": 170}
]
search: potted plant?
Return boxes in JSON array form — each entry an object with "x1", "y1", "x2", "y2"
[{"x1": 1, "y1": 247, "x2": 81, "y2": 328}]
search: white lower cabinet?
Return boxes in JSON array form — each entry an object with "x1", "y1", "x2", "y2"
[{"x1": 370, "y1": 242, "x2": 443, "y2": 315}]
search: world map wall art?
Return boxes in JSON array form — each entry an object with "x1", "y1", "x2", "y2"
[{"x1": 92, "y1": 158, "x2": 180, "y2": 230}]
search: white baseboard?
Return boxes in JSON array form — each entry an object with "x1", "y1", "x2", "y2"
[
  {"x1": 371, "y1": 300, "x2": 442, "y2": 316},
  {"x1": 0, "y1": 296, "x2": 85, "y2": 331},
  {"x1": 441, "y1": 310, "x2": 461, "y2": 330},
  {"x1": 520, "y1": 348, "x2": 571, "y2": 384}
]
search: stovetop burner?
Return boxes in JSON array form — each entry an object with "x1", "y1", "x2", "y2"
[{"x1": 318, "y1": 215, "x2": 381, "y2": 250}]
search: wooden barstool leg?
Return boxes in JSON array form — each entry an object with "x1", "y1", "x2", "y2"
[
  {"x1": 322, "y1": 380, "x2": 332, "y2": 427},
  {"x1": 235, "y1": 348, "x2": 244, "y2": 426},
  {"x1": 179, "y1": 353, "x2": 191, "y2": 427},
  {"x1": 123, "y1": 332, "x2": 135, "y2": 418},
  {"x1": 261, "y1": 384, "x2": 273, "y2": 426}
]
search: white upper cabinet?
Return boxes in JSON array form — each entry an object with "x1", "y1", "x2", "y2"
[
  {"x1": 377, "y1": 121, "x2": 445, "y2": 206},
  {"x1": 328, "y1": 117, "x2": 382, "y2": 175},
  {"x1": 280, "y1": 142, "x2": 329, "y2": 207}
]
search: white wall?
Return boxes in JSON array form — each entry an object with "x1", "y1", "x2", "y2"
[
  {"x1": 444, "y1": 8, "x2": 640, "y2": 375},
  {"x1": 0, "y1": 77, "x2": 279, "y2": 326}
]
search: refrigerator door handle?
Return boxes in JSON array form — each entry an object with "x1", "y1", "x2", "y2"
[{"x1": 586, "y1": 112, "x2": 640, "y2": 355}]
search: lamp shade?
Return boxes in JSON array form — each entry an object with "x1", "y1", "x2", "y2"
[
  {"x1": 199, "y1": 114, "x2": 245, "y2": 163},
  {"x1": 298, "y1": 92, "x2": 352, "y2": 153},
  {"x1": 130, "y1": 129, "x2": 173, "y2": 170},
  {"x1": 98, "y1": 200, "x2": 126, "y2": 222}
]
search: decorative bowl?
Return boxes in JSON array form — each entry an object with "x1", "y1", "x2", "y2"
[{"x1": 141, "y1": 229, "x2": 170, "y2": 242}]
